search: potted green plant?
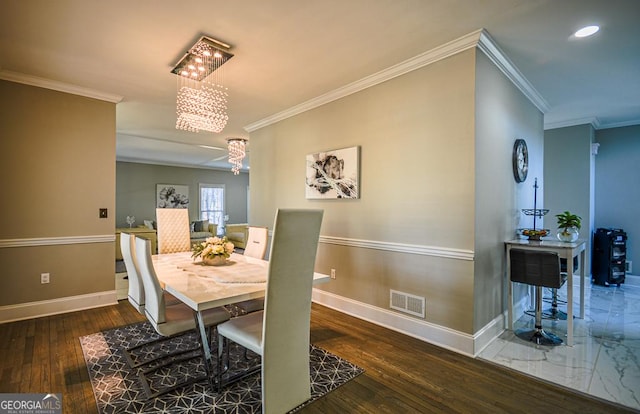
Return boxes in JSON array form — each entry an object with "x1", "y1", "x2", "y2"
[{"x1": 555, "y1": 211, "x2": 581, "y2": 242}]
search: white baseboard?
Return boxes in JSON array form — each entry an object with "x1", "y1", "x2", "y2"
[
  {"x1": 0, "y1": 291, "x2": 118, "y2": 324},
  {"x1": 312, "y1": 289, "x2": 503, "y2": 357},
  {"x1": 624, "y1": 274, "x2": 639, "y2": 286}
]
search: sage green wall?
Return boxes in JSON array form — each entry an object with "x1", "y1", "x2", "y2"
[
  {"x1": 0, "y1": 80, "x2": 115, "y2": 306},
  {"x1": 594, "y1": 125, "x2": 640, "y2": 269},
  {"x1": 116, "y1": 161, "x2": 249, "y2": 229},
  {"x1": 250, "y1": 50, "x2": 477, "y2": 334},
  {"x1": 544, "y1": 124, "x2": 594, "y2": 277},
  {"x1": 474, "y1": 52, "x2": 544, "y2": 332}
]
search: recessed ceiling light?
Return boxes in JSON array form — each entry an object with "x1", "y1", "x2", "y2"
[{"x1": 574, "y1": 25, "x2": 600, "y2": 38}]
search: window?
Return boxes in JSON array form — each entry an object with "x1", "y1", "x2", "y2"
[{"x1": 199, "y1": 184, "x2": 225, "y2": 235}]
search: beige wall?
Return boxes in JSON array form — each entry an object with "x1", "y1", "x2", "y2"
[
  {"x1": 473, "y1": 51, "x2": 544, "y2": 332},
  {"x1": 251, "y1": 50, "x2": 478, "y2": 334},
  {"x1": 251, "y1": 46, "x2": 544, "y2": 338},
  {"x1": 0, "y1": 80, "x2": 116, "y2": 306},
  {"x1": 544, "y1": 124, "x2": 594, "y2": 277}
]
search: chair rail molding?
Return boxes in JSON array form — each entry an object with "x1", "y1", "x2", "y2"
[
  {"x1": 319, "y1": 235, "x2": 474, "y2": 261},
  {"x1": 0, "y1": 235, "x2": 115, "y2": 248}
]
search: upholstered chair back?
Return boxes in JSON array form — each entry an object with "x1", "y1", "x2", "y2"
[
  {"x1": 244, "y1": 226, "x2": 269, "y2": 260},
  {"x1": 156, "y1": 208, "x2": 191, "y2": 254},
  {"x1": 261, "y1": 209, "x2": 323, "y2": 413}
]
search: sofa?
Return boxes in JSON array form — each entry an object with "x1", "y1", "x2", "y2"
[
  {"x1": 225, "y1": 223, "x2": 249, "y2": 249},
  {"x1": 190, "y1": 220, "x2": 219, "y2": 244}
]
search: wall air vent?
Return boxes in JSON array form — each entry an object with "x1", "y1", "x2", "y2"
[{"x1": 390, "y1": 289, "x2": 425, "y2": 318}]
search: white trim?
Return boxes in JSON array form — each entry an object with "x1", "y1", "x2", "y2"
[
  {"x1": 545, "y1": 116, "x2": 640, "y2": 131},
  {"x1": 476, "y1": 30, "x2": 549, "y2": 113},
  {"x1": 473, "y1": 312, "x2": 506, "y2": 355},
  {"x1": 319, "y1": 235, "x2": 474, "y2": 261},
  {"x1": 544, "y1": 116, "x2": 601, "y2": 131},
  {"x1": 624, "y1": 274, "x2": 639, "y2": 287},
  {"x1": 245, "y1": 29, "x2": 548, "y2": 132},
  {"x1": 312, "y1": 289, "x2": 502, "y2": 357},
  {"x1": 598, "y1": 118, "x2": 640, "y2": 129},
  {"x1": 0, "y1": 291, "x2": 118, "y2": 324},
  {"x1": 0, "y1": 235, "x2": 115, "y2": 248},
  {"x1": 245, "y1": 29, "x2": 484, "y2": 132},
  {"x1": 0, "y1": 70, "x2": 123, "y2": 103}
]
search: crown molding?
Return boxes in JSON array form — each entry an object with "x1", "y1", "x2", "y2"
[
  {"x1": 115, "y1": 156, "x2": 249, "y2": 174},
  {"x1": 476, "y1": 30, "x2": 549, "y2": 113},
  {"x1": 0, "y1": 70, "x2": 123, "y2": 103},
  {"x1": 544, "y1": 116, "x2": 601, "y2": 131},
  {"x1": 245, "y1": 29, "x2": 547, "y2": 132},
  {"x1": 597, "y1": 118, "x2": 640, "y2": 130},
  {"x1": 245, "y1": 29, "x2": 485, "y2": 132},
  {"x1": 545, "y1": 115, "x2": 640, "y2": 131}
]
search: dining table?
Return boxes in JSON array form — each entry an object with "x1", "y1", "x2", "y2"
[{"x1": 151, "y1": 251, "x2": 330, "y2": 385}]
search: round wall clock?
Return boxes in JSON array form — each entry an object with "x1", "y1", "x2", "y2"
[{"x1": 512, "y1": 139, "x2": 528, "y2": 183}]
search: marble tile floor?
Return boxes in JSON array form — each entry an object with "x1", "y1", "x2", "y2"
[{"x1": 479, "y1": 276, "x2": 640, "y2": 411}]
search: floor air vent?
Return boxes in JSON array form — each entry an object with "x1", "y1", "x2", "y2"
[{"x1": 390, "y1": 290, "x2": 425, "y2": 318}]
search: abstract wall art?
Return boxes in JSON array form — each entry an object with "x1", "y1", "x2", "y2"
[{"x1": 306, "y1": 146, "x2": 359, "y2": 199}]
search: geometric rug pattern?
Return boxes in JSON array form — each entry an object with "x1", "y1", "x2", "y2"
[{"x1": 80, "y1": 321, "x2": 364, "y2": 413}]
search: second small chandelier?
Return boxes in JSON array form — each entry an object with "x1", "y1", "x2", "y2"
[
  {"x1": 227, "y1": 138, "x2": 247, "y2": 175},
  {"x1": 172, "y1": 36, "x2": 233, "y2": 133}
]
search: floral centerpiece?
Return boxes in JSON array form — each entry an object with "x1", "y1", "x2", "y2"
[{"x1": 191, "y1": 236, "x2": 234, "y2": 265}]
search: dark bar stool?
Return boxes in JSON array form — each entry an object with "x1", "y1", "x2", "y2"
[
  {"x1": 510, "y1": 249, "x2": 565, "y2": 346},
  {"x1": 542, "y1": 256, "x2": 577, "y2": 320}
]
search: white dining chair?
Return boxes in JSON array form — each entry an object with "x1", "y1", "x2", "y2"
[
  {"x1": 156, "y1": 208, "x2": 191, "y2": 254},
  {"x1": 243, "y1": 226, "x2": 268, "y2": 259},
  {"x1": 234, "y1": 226, "x2": 269, "y2": 314},
  {"x1": 120, "y1": 232, "x2": 179, "y2": 314},
  {"x1": 217, "y1": 209, "x2": 323, "y2": 413},
  {"x1": 131, "y1": 236, "x2": 231, "y2": 398}
]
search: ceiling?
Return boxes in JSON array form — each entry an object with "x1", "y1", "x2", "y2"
[{"x1": 1, "y1": 0, "x2": 639, "y2": 171}]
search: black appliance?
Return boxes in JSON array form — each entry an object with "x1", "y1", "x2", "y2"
[{"x1": 592, "y1": 228, "x2": 627, "y2": 287}]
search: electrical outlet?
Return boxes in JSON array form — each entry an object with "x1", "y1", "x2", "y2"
[
  {"x1": 330, "y1": 269, "x2": 336, "y2": 279},
  {"x1": 41, "y1": 273, "x2": 50, "y2": 284}
]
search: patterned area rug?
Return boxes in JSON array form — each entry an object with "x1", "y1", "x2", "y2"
[{"x1": 80, "y1": 321, "x2": 363, "y2": 413}]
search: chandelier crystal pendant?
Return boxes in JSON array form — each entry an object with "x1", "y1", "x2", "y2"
[
  {"x1": 172, "y1": 36, "x2": 233, "y2": 133},
  {"x1": 227, "y1": 138, "x2": 247, "y2": 175}
]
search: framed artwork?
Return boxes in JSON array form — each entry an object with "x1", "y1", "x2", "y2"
[
  {"x1": 156, "y1": 184, "x2": 189, "y2": 208},
  {"x1": 306, "y1": 146, "x2": 360, "y2": 199}
]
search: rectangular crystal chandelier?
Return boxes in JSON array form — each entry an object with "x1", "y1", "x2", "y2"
[{"x1": 172, "y1": 36, "x2": 233, "y2": 133}]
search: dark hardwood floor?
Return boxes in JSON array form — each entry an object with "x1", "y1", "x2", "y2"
[{"x1": 0, "y1": 301, "x2": 634, "y2": 413}]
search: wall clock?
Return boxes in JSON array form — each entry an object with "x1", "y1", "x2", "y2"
[{"x1": 512, "y1": 139, "x2": 528, "y2": 183}]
